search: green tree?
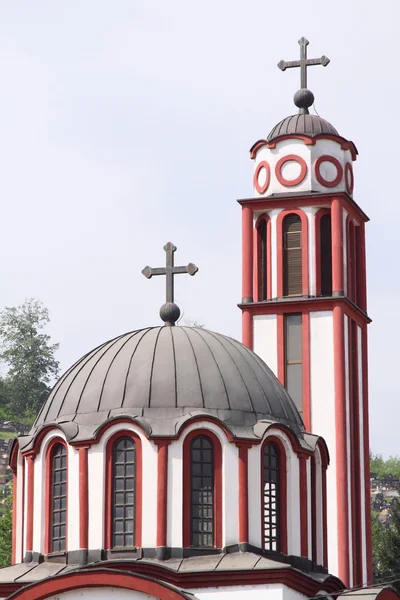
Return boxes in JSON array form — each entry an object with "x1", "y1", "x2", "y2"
[
  {"x1": 0, "y1": 299, "x2": 59, "y2": 420},
  {"x1": 373, "y1": 499, "x2": 400, "y2": 592},
  {"x1": 0, "y1": 488, "x2": 12, "y2": 568}
]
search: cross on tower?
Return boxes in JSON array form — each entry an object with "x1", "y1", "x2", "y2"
[
  {"x1": 142, "y1": 242, "x2": 198, "y2": 326},
  {"x1": 277, "y1": 37, "x2": 330, "y2": 90}
]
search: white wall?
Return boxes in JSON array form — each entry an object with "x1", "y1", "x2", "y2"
[
  {"x1": 344, "y1": 315, "x2": 353, "y2": 588},
  {"x1": 270, "y1": 208, "x2": 282, "y2": 299},
  {"x1": 303, "y1": 206, "x2": 317, "y2": 297},
  {"x1": 15, "y1": 452, "x2": 24, "y2": 562},
  {"x1": 190, "y1": 583, "x2": 309, "y2": 600},
  {"x1": 253, "y1": 315, "x2": 278, "y2": 377},
  {"x1": 309, "y1": 311, "x2": 337, "y2": 576},
  {"x1": 248, "y1": 443, "x2": 261, "y2": 548}
]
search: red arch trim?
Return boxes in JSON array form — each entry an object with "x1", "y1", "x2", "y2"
[
  {"x1": 260, "y1": 436, "x2": 287, "y2": 554},
  {"x1": 254, "y1": 161, "x2": 271, "y2": 194},
  {"x1": 345, "y1": 162, "x2": 354, "y2": 194},
  {"x1": 275, "y1": 154, "x2": 308, "y2": 187},
  {"x1": 104, "y1": 430, "x2": 143, "y2": 549},
  {"x1": 44, "y1": 437, "x2": 68, "y2": 555},
  {"x1": 183, "y1": 429, "x2": 223, "y2": 548},
  {"x1": 254, "y1": 213, "x2": 272, "y2": 302},
  {"x1": 314, "y1": 155, "x2": 343, "y2": 188},
  {"x1": 276, "y1": 209, "x2": 309, "y2": 297},
  {"x1": 249, "y1": 134, "x2": 358, "y2": 161},
  {"x1": 9, "y1": 569, "x2": 191, "y2": 600}
]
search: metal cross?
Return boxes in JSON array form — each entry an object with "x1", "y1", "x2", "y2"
[
  {"x1": 277, "y1": 37, "x2": 330, "y2": 89},
  {"x1": 142, "y1": 242, "x2": 198, "y2": 305}
]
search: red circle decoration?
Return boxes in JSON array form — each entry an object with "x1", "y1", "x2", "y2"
[
  {"x1": 253, "y1": 161, "x2": 271, "y2": 194},
  {"x1": 345, "y1": 162, "x2": 354, "y2": 194},
  {"x1": 314, "y1": 155, "x2": 343, "y2": 188},
  {"x1": 275, "y1": 154, "x2": 307, "y2": 187}
]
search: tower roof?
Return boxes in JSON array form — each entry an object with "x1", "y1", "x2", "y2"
[
  {"x1": 267, "y1": 113, "x2": 339, "y2": 142},
  {"x1": 33, "y1": 326, "x2": 304, "y2": 438}
]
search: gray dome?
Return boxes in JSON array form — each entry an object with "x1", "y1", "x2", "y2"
[
  {"x1": 34, "y1": 327, "x2": 304, "y2": 436},
  {"x1": 267, "y1": 113, "x2": 339, "y2": 142}
]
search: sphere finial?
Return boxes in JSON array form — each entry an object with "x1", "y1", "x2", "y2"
[
  {"x1": 160, "y1": 302, "x2": 181, "y2": 326},
  {"x1": 294, "y1": 88, "x2": 314, "y2": 113}
]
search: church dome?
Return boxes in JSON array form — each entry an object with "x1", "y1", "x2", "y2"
[
  {"x1": 34, "y1": 326, "x2": 304, "y2": 436},
  {"x1": 267, "y1": 113, "x2": 339, "y2": 142}
]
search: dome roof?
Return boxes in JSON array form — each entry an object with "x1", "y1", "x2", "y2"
[
  {"x1": 267, "y1": 113, "x2": 339, "y2": 142},
  {"x1": 34, "y1": 326, "x2": 304, "y2": 436}
]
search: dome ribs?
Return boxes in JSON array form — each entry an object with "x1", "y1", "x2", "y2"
[
  {"x1": 266, "y1": 113, "x2": 339, "y2": 142},
  {"x1": 189, "y1": 327, "x2": 231, "y2": 410},
  {"x1": 202, "y1": 330, "x2": 254, "y2": 414},
  {"x1": 41, "y1": 338, "x2": 113, "y2": 425},
  {"x1": 95, "y1": 330, "x2": 144, "y2": 414},
  {"x1": 218, "y1": 334, "x2": 274, "y2": 416},
  {"x1": 33, "y1": 326, "x2": 304, "y2": 437},
  {"x1": 176, "y1": 327, "x2": 205, "y2": 409},
  {"x1": 121, "y1": 328, "x2": 154, "y2": 409},
  {"x1": 73, "y1": 334, "x2": 130, "y2": 416}
]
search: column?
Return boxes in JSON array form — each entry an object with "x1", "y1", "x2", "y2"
[
  {"x1": 155, "y1": 440, "x2": 170, "y2": 559},
  {"x1": 25, "y1": 452, "x2": 35, "y2": 562},
  {"x1": 242, "y1": 206, "x2": 253, "y2": 303},
  {"x1": 237, "y1": 444, "x2": 249, "y2": 550},
  {"x1": 331, "y1": 198, "x2": 344, "y2": 296},
  {"x1": 333, "y1": 304, "x2": 350, "y2": 586},
  {"x1": 79, "y1": 445, "x2": 89, "y2": 562}
]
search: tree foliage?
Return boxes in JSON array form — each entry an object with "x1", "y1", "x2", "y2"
[
  {"x1": 0, "y1": 299, "x2": 59, "y2": 420},
  {"x1": 371, "y1": 454, "x2": 400, "y2": 480},
  {"x1": 373, "y1": 499, "x2": 400, "y2": 592},
  {"x1": 0, "y1": 487, "x2": 12, "y2": 569}
]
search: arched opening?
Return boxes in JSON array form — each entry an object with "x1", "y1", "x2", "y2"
[
  {"x1": 190, "y1": 435, "x2": 214, "y2": 547},
  {"x1": 261, "y1": 439, "x2": 287, "y2": 553},
  {"x1": 283, "y1": 214, "x2": 302, "y2": 297},
  {"x1": 257, "y1": 218, "x2": 267, "y2": 301},
  {"x1": 112, "y1": 437, "x2": 136, "y2": 548},
  {"x1": 49, "y1": 443, "x2": 67, "y2": 553},
  {"x1": 104, "y1": 430, "x2": 142, "y2": 551},
  {"x1": 320, "y1": 213, "x2": 332, "y2": 296}
]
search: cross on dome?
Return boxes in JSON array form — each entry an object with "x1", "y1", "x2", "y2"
[
  {"x1": 142, "y1": 242, "x2": 198, "y2": 326},
  {"x1": 277, "y1": 37, "x2": 330, "y2": 114}
]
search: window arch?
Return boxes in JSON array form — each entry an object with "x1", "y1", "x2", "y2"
[
  {"x1": 183, "y1": 429, "x2": 222, "y2": 548},
  {"x1": 261, "y1": 438, "x2": 287, "y2": 554},
  {"x1": 283, "y1": 214, "x2": 302, "y2": 297},
  {"x1": 105, "y1": 430, "x2": 142, "y2": 550},
  {"x1": 45, "y1": 438, "x2": 68, "y2": 554}
]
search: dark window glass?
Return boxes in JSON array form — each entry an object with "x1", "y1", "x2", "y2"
[
  {"x1": 112, "y1": 438, "x2": 136, "y2": 548},
  {"x1": 258, "y1": 219, "x2": 267, "y2": 301},
  {"x1": 51, "y1": 444, "x2": 67, "y2": 553},
  {"x1": 283, "y1": 214, "x2": 302, "y2": 297},
  {"x1": 285, "y1": 314, "x2": 302, "y2": 413},
  {"x1": 320, "y1": 214, "x2": 332, "y2": 296},
  {"x1": 263, "y1": 443, "x2": 280, "y2": 551},
  {"x1": 190, "y1": 436, "x2": 214, "y2": 547}
]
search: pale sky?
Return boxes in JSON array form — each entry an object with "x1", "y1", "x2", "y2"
[{"x1": 0, "y1": 1, "x2": 398, "y2": 456}]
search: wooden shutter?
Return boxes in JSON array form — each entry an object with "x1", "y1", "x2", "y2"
[
  {"x1": 258, "y1": 220, "x2": 267, "y2": 301},
  {"x1": 320, "y1": 214, "x2": 332, "y2": 296},
  {"x1": 283, "y1": 214, "x2": 302, "y2": 296}
]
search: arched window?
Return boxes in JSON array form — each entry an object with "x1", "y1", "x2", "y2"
[
  {"x1": 50, "y1": 443, "x2": 67, "y2": 553},
  {"x1": 112, "y1": 437, "x2": 136, "y2": 548},
  {"x1": 283, "y1": 214, "x2": 302, "y2": 297},
  {"x1": 190, "y1": 435, "x2": 214, "y2": 547},
  {"x1": 257, "y1": 219, "x2": 267, "y2": 301},
  {"x1": 320, "y1": 214, "x2": 332, "y2": 296},
  {"x1": 263, "y1": 442, "x2": 282, "y2": 552}
]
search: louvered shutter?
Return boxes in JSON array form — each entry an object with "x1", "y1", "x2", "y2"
[
  {"x1": 320, "y1": 214, "x2": 332, "y2": 296},
  {"x1": 258, "y1": 220, "x2": 267, "y2": 301},
  {"x1": 283, "y1": 214, "x2": 302, "y2": 296}
]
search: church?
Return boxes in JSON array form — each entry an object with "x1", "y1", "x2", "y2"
[{"x1": 0, "y1": 38, "x2": 397, "y2": 600}]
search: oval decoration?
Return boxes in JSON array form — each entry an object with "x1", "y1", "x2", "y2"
[
  {"x1": 345, "y1": 162, "x2": 354, "y2": 195},
  {"x1": 275, "y1": 154, "x2": 307, "y2": 187},
  {"x1": 314, "y1": 155, "x2": 343, "y2": 188},
  {"x1": 253, "y1": 161, "x2": 271, "y2": 194}
]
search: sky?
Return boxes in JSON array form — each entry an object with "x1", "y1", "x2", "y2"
[{"x1": 0, "y1": 1, "x2": 398, "y2": 456}]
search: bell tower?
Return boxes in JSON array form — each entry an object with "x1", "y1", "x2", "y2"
[{"x1": 239, "y1": 38, "x2": 371, "y2": 588}]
